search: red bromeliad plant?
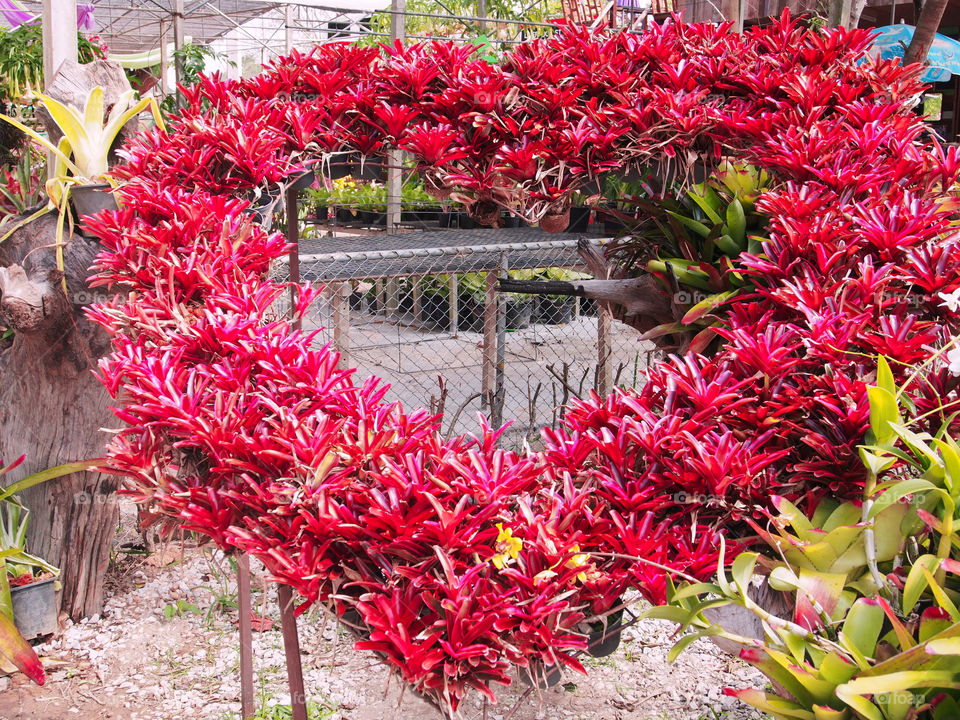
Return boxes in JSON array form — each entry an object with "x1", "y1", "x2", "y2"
[{"x1": 80, "y1": 12, "x2": 960, "y2": 715}]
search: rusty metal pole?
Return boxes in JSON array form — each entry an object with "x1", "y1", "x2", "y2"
[
  {"x1": 277, "y1": 584, "x2": 308, "y2": 720},
  {"x1": 236, "y1": 554, "x2": 255, "y2": 719},
  {"x1": 286, "y1": 186, "x2": 302, "y2": 332}
]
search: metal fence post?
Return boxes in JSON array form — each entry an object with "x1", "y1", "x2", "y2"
[
  {"x1": 482, "y1": 269, "x2": 497, "y2": 416},
  {"x1": 286, "y1": 187, "x2": 302, "y2": 333},
  {"x1": 331, "y1": 282, "x2": 351, "y2": 367},
  {"x1": 494, "y1": 254, "x2": 507, "y2": 428}
]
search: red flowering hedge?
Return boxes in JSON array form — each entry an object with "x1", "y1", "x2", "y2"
[{"x1": 82, "y1": 12, "x2": 960, "y2": 714}]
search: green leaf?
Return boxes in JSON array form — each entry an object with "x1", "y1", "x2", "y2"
[
  {"x1": 714, "y1": 233, "x2": 742, "y2": 256},
  {"x1": 726, "y1": 198, "x2": 747, "y2": 246},
  {"x1": 0, "y1": 460, "x2": 101, "y2": 503},
  {"x1": 837, "y1": 671, "x2": 960, "y2": 709},
  {"x1": 859, "y1": 448, "x2": 898, "y2": 478},
  {"x1": 921, "y1": 566, "x2": 960, "y2": 621},
  {"x1": 866, "y1": 387, "x2": 900, "y2": 449},
  {"x1": 924, "y1": 637, "x2": 960, "y2": 655},
  {"x1": 933, "y1": 438, "x2": 960, "y2": 497},
  {"x1": 840, "y1": 599, "x2": 884, "y2": 662},
  {"x1": 680, "y1": 290, "x2": 738, "y2": 326},
  {"x1": 727, "y1": 687, "x2": 816, "y2": 720},
  {"x1": 903, "y1": 555, "x2": 940, "y2": 611},
  {"x1": 665, "y1": 210, "x2": 712, "y2": 238},
  {"x1": 876, "y1": 356, "x2": 896, "y2": 396},
  {"x1": 868, "y1": 479, "x2": 941, "y2": 520},
  {"x1": 818, "y1": 652, "x2": 858, "y2": 686},
  {"x1": 686, "y1": 184, "x2": 724, "y2": 224},
  {"x1": 666, "y1": 625, "x2": 723, "y2": 663}
]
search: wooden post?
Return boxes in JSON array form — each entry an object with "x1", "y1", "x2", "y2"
[
  {"x1": 448, "y1": 275, "x2": 459, "y2": 334},
  {"x1": 597, "y1": 304, "x2": 613, "y2": 397},
  {"x1": 236, "y1": 555, "x2": 255, "y2": 720},
  {"x1": 277, "y1": 585, "x2": 308, "y2": 720},
  {"x1": 385, "y1": 278, "x2": 400, "y2": 314},
  {"x1": 172, "y1": 0, "x2": 186, "y2": 110},
  {"x1": 285, "y1": 4, "x2": 295, "y2": 53},
  {"x1": 41, "y1": 0, "x2": 78, "y2": 172},
  {"x1": 159, "y1": 28, "x2": 171, "y2": 96},
  {"x1": 286, "y1": 187, "x2": 302, "y2": 332},
  {"x1": 331, "y1": 282, "x2": 351, "y2": 367},
  {"x1": 720, "y1": 0, "x2": 741, "y2": 31},
  {"x1": 478, "y1": 0, "x2": 487, "y2": 33},
  {"x1": 826, "y1": 0, "x2": 853, "y2": 28},
  {"x1": 386, "y1": 0, "x2": 405, "y2": 232},
  {"x1": 41, "y1": 0, "x2": 78, "y2": 87}
]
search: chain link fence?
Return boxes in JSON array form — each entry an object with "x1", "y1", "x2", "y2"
[{"x1": 272, "y1": 227, "x2": 656, "y2": 447}]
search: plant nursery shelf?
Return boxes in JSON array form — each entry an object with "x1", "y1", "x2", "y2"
[{"x1": 288, "y1": 228, "x2": 604, "y2": 282}]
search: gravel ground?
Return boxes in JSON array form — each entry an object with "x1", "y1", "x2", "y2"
[{"x1": 0, "y1": 510, "x2": 767, "y2": 720}]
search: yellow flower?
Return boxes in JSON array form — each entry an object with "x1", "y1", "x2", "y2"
[
  {"x1": 565, "y1": 545, "x2": 592, "y2": 584},
  {"x1": 491, "y1": 523, "x2": 522, "y2": 570}
]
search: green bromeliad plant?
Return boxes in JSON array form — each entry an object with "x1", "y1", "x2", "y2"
[
  {"x1": 648, "y1": 356, "x2": 960, "y2": 720},
  {"x1": 606, "y1": 161, "x2": 773, "y2": 352}
]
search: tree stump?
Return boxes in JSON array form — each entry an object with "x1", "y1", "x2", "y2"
[{"x1": 0, "y1": 212, "x2": 118, "y2": 621}]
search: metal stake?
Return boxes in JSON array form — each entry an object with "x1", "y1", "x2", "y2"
[{"x1": 277, "y1": 584, "x2": 308, "y2": 720}]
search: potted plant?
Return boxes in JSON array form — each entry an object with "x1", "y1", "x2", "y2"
[
  {"x1": 306, "y1": 186, "x2": 330, "y2": 221},
  {"x1": 1, "y1": 500, "x2": 58, "y2": 640},
  {"x1": 0, "y1": 456, "x2": 98, "y2": 685},
  {"x1": 0, "y1": 86, "x2": 165, "y2": 220},
  {"x1": 0, "y1": 457, "x2": 96, "y2": 641}
]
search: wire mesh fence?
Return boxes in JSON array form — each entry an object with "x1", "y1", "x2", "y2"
[{"x1": 272, "y1": 227, "x2": 656, "y2": 447}]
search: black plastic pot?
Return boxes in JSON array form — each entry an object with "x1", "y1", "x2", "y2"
[
  {"x1": 536, "y1": 296, "x2": 576, "y2": 325},
  {"x1": 567, "y1": 206, "x2": 591, "y2": 232},
  {"x1": 502, "y1": 214, "x2": 529, "y2": 228},
  {"x1": 287, "y1": 170, "x2": 315, "y2": 192},
  {"x1": 249, "y1": 194, "x2": 281, "y2": 225},
  {"x1": 335, "y1": 207, "x2": 355, "y2": 223},
  {"x1": 586, "y1": 606, "x2": 624, "y2": 658},
  {"x1": 418, "y1": 293, "x2": 450, "y2": 330},
  {"x1": 439, "y1": 212, "x2": 474, "y2": 229},
  {"x1": 323, "y1": 158, "x2": 353, "y2": 180},
  {"x1": 354, "y1": 155, "x2": 385, "y2": 181},
  {"x1": 314, "y1": 205, "x2": 329, "y2": 221},
  {"x1": 401, "y1": 209, "x2": 443, "y2": 223},
  {"x1": 580, "y1": 297, "x2": 598, "y2": 317},
  {"x1": 357, "y1": 210, "x2": 386, "y2": 226},
  {"x1": 71, "y1": 183, "x2": 118, "y2": 218},
  {"x1": 520, "y1": 661, "x2": 563, "y2": 688},
  {"x1": 505, "y1": 298, "x2": 534, "y2": 330},
  {"x1": 11, "y1": 576, "x2": 57, "y2": 640}
]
